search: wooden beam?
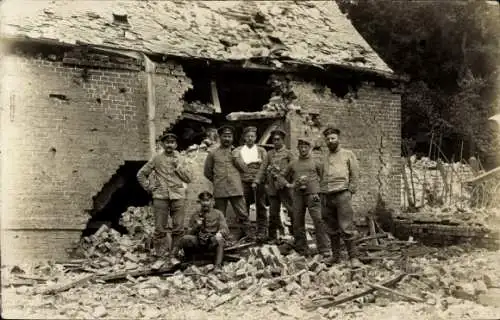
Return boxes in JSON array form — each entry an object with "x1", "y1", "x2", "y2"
[
  {"x1": 226, "y1": 111, "x2": 284, "y2": 121},
  {"x1": 466, "y1": 166, "x2": 500, "y2": 185},
  {"x1": 143, "y1": 54, "x2": 156, "y2": 156},
  {"x1": 211, "y1": 80, "x2": 222, "y2": 113},
  {"x1": 181, "y1": 112, "x2": 212, "y2": 124}
]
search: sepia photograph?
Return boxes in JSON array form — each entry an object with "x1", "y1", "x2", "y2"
[{"x1": 0, "y1": 0, "x2": 499, "y2": 319}]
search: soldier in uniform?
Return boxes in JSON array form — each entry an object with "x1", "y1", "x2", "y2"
[
  {"x1": 319, "y1": 126, "x2": 363, "y2": 267},
  {"x1": 174, "y1": 191, "x2": 229, "y2": 271},
  {"x1": 282, "y1": 137, "x2": 330, "y2": 257},
  {"x1": 233, "y1": 126, "x2": 268, "y2": 242},
  {"x1": 258, "y1": 129, "x2": 295, "y2": 242},
  {"x1": 137, "y1": 133, "x2": 192, "y2": 257},
  {"x1": 203, "y1": 125, "x2": 251, "y2": 240}
]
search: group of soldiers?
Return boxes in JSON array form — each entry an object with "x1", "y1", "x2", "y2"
[{"x1": 137, "y1": 123, "x2": 363, "y2": 271}]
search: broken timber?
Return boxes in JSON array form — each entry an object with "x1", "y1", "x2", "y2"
[
  {"x1": 466, "y1": 166, "x2": 500, "y2": 185},
  {"x1": 362, "y1": 281, "x2": 425, "y2": 303},
  {"x1": 42, "y1": 274, "x2": 97, "y2": 295},
  {"x1": 181, "y1": 112, "x2": 212, "y2": 123},
  {"x1": 41, "y1": 243, "x2": 257, "y2": 294},
  {"x1": 210, "y1": 80, "x2": 222, "y2": 113},
  {"x1": 226, "y1": 110, "x2": 284, "y2": 121},
  {"x1": 305, "y1": 273, "x2": 407, "y2": 310}
]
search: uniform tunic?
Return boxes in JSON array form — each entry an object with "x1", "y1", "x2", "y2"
[
  {"x1": 203, "y1": 146, "x2": 244, "y2": 198},
  {"x1": 258, "y1": 147, "x2": 295, "y2": 195},
  {"x1": 319, "y1": 147, "x2": 361, "y2": 259},
  {"x1": 137, "y1": 150, "x2": 192, "y2": 199},
  {"x1": 319, "y1": 148, "x2": 359, "y2": 194},
  {"x1": 282, "y1": 155, "x2": 330, "y2": 255}
]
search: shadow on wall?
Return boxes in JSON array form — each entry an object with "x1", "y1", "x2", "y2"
[{"x1": 81, "y1": 161, "x2": 151, "y2": 237}]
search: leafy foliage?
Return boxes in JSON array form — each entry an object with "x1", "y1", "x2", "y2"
[{"x1": 337, "y1": 0, "x2": 500, "y2": 167}]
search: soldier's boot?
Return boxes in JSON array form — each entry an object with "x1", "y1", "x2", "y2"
[
  {"x1": 239, "y1": 226, "x2": 255, "y2": 242},
  {"x1": 162, "y1": 233, "x2": 172, "y2": 257},
  {"x1": 324, "y1": 234, "x2": 341, "y2": 266},
  {"x1": 345, "y1": 237, "x2": 363, "y2": 268},
  {"x1": 256, "y1": 230, "x2": 268, "y2": 244},
  {"x1": 169, "y1": 233, "x2": 182, "y2": 258},
  {"x1": 214, "y1": 243, "x2": 224, "y2": 271},
  {"x1": 152, "y1": 232, "x2": 165, "y2": 257},
  {"x1": 268, "y1": 225, "x2": 278, "y2": 242}
]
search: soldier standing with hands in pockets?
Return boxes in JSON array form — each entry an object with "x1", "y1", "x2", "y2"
[{"x1": 137, "y1": 133, "x2": 192, "y2": 257}]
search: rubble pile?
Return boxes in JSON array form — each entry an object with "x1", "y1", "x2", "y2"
[
  {"x1": 3, "y1": 242, "x2": 500, "y2": 319},
  {"x1": 402, "y1": 156, "x2": 475, "y2": 208},
  {"x1": 74, "y1": 207, "x2": 155, "y2": 271},
  {"x1": 263, "y1": 74, "x2": 300, "y2": 113},
  {"x1": 183, "y1": 100, "x2": 215, "y2": 115}
]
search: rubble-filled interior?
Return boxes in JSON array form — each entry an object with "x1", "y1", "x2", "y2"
[{"x1": 82, "y1": 162, "x2": 151, "y2": 237}]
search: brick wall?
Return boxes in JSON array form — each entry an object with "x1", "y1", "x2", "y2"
[
  {"x1": 154, "y1": 62, "x2": 192, "y2": 141},
  {"x1": 290, "y1": 80, "x2": 402, "y2": 219},
  {"x1": 0, "y1": 51, "x2": 189, "y2": 262}
]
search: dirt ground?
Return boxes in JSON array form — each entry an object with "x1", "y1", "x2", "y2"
[{"x1": 2, "y1": 246, "x2": 500, "y2": 320}]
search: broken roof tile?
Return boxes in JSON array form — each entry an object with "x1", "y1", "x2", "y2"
[{"x1": 0, "y1": 0, "x2": 394, "y2": 76}]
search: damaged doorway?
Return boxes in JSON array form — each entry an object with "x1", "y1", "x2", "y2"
[{"x1": 82, "y1": 161, "x2": 151, "y2": 237}]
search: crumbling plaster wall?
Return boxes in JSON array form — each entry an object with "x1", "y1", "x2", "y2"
[
  {"x1": 290, "y1": 80, "x2": 402, "y2": 219},
  {"x1": 154, "y1": 62, "x2": 192, "y2": 145},
  {"x1": 0, "y1": 51, "x2": 190, "y2": 262}
]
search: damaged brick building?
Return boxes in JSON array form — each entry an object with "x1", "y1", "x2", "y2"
[{"x1": 0, "y1": 1, "x2": 403, "y2": 262}]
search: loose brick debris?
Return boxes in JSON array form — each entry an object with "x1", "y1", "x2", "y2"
[
  {"x1": 3, "y1": 244, "x2": 500, "y2": 319},
  {"x1": 3, "y1": 207, "x2": 500, "y2": 319}
]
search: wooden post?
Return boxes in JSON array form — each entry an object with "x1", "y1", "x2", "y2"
[
  {"x1": 421, "y1": 132, "x2": 434, "y2": 206},
  {"x1": 143, "y1": 54, "x2": 157, "y2": 157},
  {"x1": 211, "y1": 80, "x2": 222, "y2": 113}
]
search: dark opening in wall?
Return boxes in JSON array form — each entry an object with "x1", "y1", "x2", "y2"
[
  {"x1": 168, "y1": 63, "x2": 274, "y2": 150},
  {"x1": 81, "y1": 161, "x2": 150, "y2": 237}
]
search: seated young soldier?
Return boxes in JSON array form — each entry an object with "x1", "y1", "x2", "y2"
[{"x1": 174, "y1": 191, "x2": 230, "y2": 270}]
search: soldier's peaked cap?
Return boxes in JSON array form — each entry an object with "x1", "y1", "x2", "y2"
[
  {"x1": 218, "y1": 125, "x2": 235, "y2": 134},
  {"x1": 297, "y1": 137, "x2": 313, "y2": 146},
  {"x1": 322, "y1": 126, "x2": 340, "y2": 136},
  {"x1": 198, "y1": 191, "x2": 214, "y2": 200},
  {"x1": 243, "y1": 126, "x2": 257, "y2": 135},
  {"x1": 270, "y1": 129, "x2": 286, "y2": 138},
  {"x1": 159, "y1": 132, "x2": 177, "y2": 141}
]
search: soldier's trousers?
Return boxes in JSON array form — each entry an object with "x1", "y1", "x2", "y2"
[
  {"x1": 321, "y1": 190, "x2": 359, "y2": 259},
  {"x1": 214, "y1": 196, "x2": 250, "y2": 237},
  {"x1": 179, "y1": 234, "x2": 224, "y2": 266},
  {"x1": 268, "y1": 188, "x2": 294, "y2": 239},
  {"x1": 292, "y1": 192, "x2": 330, "y2": 255},
  {"x1": 152, "y1": 199, "x2": 185, "y2": 254},
  {"x1": 242, "y1": 182, "x2": 267, "y2": 238}
]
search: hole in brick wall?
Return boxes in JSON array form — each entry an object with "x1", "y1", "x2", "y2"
[
  {"x1": 81, "y1": 161, "x2": 150, "y2": 237},
  {"x1": 96, "y1": 98, "x2": 102, "y2": 104},
  {"x1": 49, "y1": 147, "x2": 56, "y2": 155},
  {"x1": 303, "y1": 72, "x2": 362, "y2": 100},
  {"x1": 119, "y1": 87, "x2": 127, "y2": 93},
  {"x1": 166, "y1": 64, "x2": 274, "y2": 150},
  {"x1": 49, "y1": 93, "x2": 69, "y2": 101}
]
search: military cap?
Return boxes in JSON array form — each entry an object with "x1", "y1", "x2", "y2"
[
  {"x1": 218, "y1": 125, "x2": 235, "y2": 135},
  {"x1": 198, "y1": 190, "x2": 214, "y2": 200},
  {"x1": 243, "y1": 126, "x2": 258, "y2": 135},
  {"x1": 297, "y1": 137, "x2": 313, "y2": 146},
  {"x1": 270, "y1": 129, "x2": 286, "y2": 138},
  {"x1": 322, "y1": 126, "x2": 341, "y2": 137},
  {"x1": 159, "y1": 132, "x2": 177, "y2": 142}
]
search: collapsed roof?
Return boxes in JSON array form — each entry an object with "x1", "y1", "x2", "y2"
[{"x1": 0, "y1": 0, "x2": 394, "y2": 77}]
